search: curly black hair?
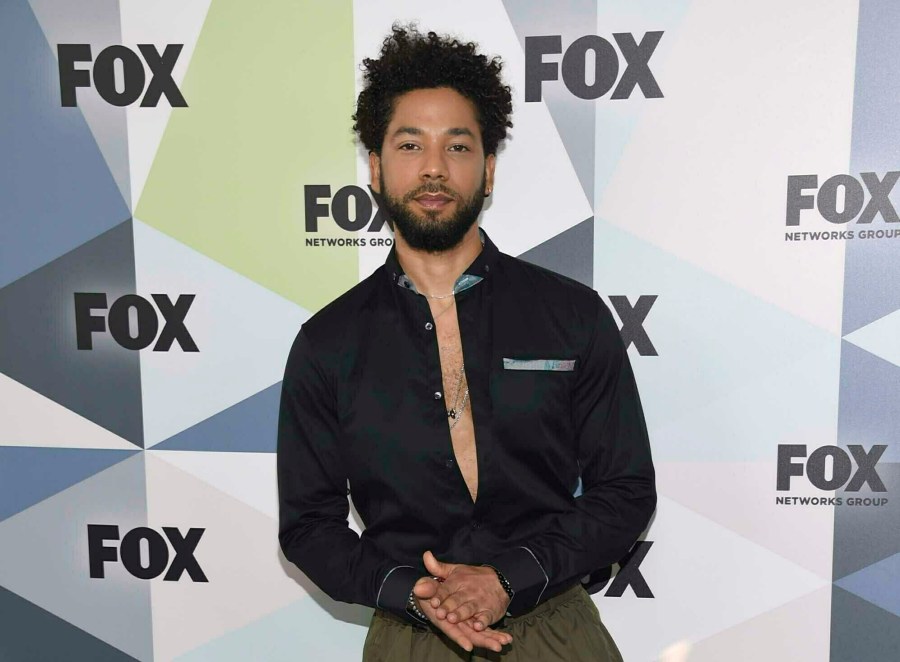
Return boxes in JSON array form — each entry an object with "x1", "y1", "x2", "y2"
[{"x1": 353, "y1": 25, "x2": 513, "y2": 156}]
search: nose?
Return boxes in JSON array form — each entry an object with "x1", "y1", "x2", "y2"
[{"x1": 419, "y1": 147, "x2": 449, "y2": 181}]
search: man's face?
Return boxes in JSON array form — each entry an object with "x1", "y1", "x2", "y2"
[{"x1": 369, "y1": 87, "x2": 496, "y2": 252}]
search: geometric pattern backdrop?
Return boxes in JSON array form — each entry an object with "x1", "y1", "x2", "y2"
[{"x1": 1, "y1": 0, "x2": 897, "y2": 660}]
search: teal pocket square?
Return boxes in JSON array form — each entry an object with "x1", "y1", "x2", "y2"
[{"x1": 502, "y1": 358, "x2": 576, "y2": 371}]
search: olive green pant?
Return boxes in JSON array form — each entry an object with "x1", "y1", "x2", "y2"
[{"x1": 362, "y1": 584, "x2": 623, "y2": 662}]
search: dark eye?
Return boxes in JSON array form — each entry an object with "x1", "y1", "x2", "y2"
[
  {"x1": 448, "y1": 144, "x2": 470, "y2": 152},
  {"x1": 399, "y1": 143, "x2": 420, "y2": 151}
]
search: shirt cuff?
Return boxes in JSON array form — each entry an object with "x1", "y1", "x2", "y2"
[
  {"x1": 375, "y1": 565, "x2": 424, "y2": 625},
  {"x1": 486, "y1": 546, "x2": 549, "y2": 616}
]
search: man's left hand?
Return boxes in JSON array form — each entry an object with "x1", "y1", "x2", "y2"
[{"x1": 419, "y1": 550, "x2": 511, "y2": 631}]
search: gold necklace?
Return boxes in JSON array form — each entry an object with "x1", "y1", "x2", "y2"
[{"x1": 425, "y1": 290, "x2": 455, "y2": 300}]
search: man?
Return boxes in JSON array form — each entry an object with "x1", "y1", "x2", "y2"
[{"x1": 278, "y1": 26, "x2": 655, "y2": 661}]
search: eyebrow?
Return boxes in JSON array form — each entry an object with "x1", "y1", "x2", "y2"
[{"x1": 391, "y1": 126, "x2": 475, "y2": 139}]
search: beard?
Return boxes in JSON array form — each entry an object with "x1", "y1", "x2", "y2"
[{"x1": 378, "y1": 171, "x2": 486, "y2": 253}]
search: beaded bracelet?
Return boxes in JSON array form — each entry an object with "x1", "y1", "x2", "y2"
[
  {"x1": 487, "y1": 566, "x2": 515, "y2": 600},
  {"x1": 406, "y1": 591, "x2": 428, "y2": 623},
  {"x1": 482, "y1": 565, "x2": 515, "y2": 618}
]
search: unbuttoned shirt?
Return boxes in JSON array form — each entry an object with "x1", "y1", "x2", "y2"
[{"x1": 277, "y1": 230, "x2": 656, "y2": 624}]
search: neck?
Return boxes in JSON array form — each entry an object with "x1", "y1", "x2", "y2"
[{"x1": 394, "y1": 225, "x2": 482, "y2": 297}]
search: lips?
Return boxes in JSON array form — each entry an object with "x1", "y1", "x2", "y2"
[{"x1": 414, "y1": 193, "x2": 454, "y2": 210}]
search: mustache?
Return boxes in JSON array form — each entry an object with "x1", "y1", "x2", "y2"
[{"x1": 401, "y1": 183, "x2": 459, "y2": 203}]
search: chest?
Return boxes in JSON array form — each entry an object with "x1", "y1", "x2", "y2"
[
  {"x1": 431, "y1": 300, "x2": 479, "y2": 500},
  {"x1": 434, "y1": 305, "x2": 464, "y2": 395},
  {"x1": 337, "y1": 291, "x2": 582, "y2": 488}
]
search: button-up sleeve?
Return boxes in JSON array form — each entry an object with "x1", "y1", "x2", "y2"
[
  {"x1": 277, "y1": 328, "x2": 421, "y2": 622},
  {"x1": 487, "y1": 295, "x2": 656, "y2": 615}
]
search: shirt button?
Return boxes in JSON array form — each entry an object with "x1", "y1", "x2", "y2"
[
  {"x1": 444, "y1": 458, "x2": 455, "y2": 468},
  {"x1": 471, "y1": 520, "x2": 481, "y2": 530},
  {"x1": 434, "y1": 391, "x2": 442, "y2": 400},
  {"x1": 484, "y1": 265, "x2": 490, "y2": 272},
  {"x1": 425, "y1": 322, "x2": 433, "y2": 330}
]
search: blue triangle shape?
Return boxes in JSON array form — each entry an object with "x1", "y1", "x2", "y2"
[
  {"x1": 835, "y1": 553, "x2": 900, "y2": 618},
  {"x1": 0, "y1": 0, "x2": 130, "y2": 289},
  {"x1": 0, "y1": 447, "x2": 137, "y2": 522},
  {"x1": 153, "y1": 382, "x2": 281, "y2": 452}
]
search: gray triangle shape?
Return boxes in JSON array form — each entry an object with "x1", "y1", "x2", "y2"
[
  {"x1": 0, "y1": 220, "x2": 143, "y2": 447},
  {"x1": 843, "y1": 0, "x2": 900, "y2": 334},
  {"x1": 518, "y1": 217, "x2": 594, "y2": 288},
  {"x1": 0, "y1": 585, "x2": 139, "y2": 661},
  {"x1": 833, "y1": 460, "x2": 900, "y2": 580},
  {"x1": 501, "y1": 0, "x2": 596, "y2": 201},
  {"x1": 842, "y1": 239, "x2": 900, "y2": 335},
  {"x1": 837, "y1": 342, "x2": 900, "y2": 465},
  {"x1": 830, "y1": 587, "x2": 900, "y2": 662}
]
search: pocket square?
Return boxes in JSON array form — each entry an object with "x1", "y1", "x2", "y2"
[{"x1": 502, "y1": 358, "x2": 576, "y2": 371}]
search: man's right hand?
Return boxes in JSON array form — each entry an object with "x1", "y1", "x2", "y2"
[{"x1": 412, "y1": 577, "x2": 513, "y2": 653}]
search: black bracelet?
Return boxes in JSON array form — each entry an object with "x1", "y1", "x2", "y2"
[{"x1": 484, "y1": 565, "x2": 515, "y2": 600}]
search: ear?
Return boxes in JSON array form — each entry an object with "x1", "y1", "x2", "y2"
[
  {"x1": 484, "y1": 153, "x2": 496, "y2": 196},
  {"x1": 369, "y1": 151, "x2": 382, "y2": 194}
]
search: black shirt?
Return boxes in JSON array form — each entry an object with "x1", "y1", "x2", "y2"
[{"x1": 277, "y1": 230, "x2": 656, "y2": 624}]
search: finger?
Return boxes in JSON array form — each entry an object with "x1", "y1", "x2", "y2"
[
  {"x1": 412, "y1": 577, "x2": 439, "y2": 599},
  {"x1": 420, "y1": 598, "x2": 501, "y2": 653},
  {"x1": 483, "y1": 631, "x2": 513, "y2": 648},
  {"x1": 477, "y1": 625, "x2": 513, "y2": 646},
  {"x1": 423, "y1": 550, "x2": 452, "y2": 579},
  {"x1": 428, "y1": 581, "x2": 453, "y2": 608},
  {"x1": 436, "y1": 593, "x2": 465, "y2": 616},
  {"x1": 470, "y1": 609, "x2": 495, "y2": 632},
  {"x1": 457, "y1": 620, "x2": 509, "y2": 652},
  {"x1": 429, "y1": 616, "x2": 474, "y2": 652},
  {"x1": 462, "y1": 629, "x2": 501, "y2": 653},
  {"x1": 446, "y1": 600, "x2": 478, "y2": 624},
  {"x1": 432, "y1": 588, "x2": 463, "y2": 616},
  {"x1": 444, "y1": 611, "x2": 512, "y2": 649},
  {"x1": 461, "y1": 615, "x2": 512, "y2": 645}
]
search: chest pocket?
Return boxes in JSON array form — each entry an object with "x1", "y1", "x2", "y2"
[{"x1": 491, "y1": 355, "x2": 576, "y2": 424}]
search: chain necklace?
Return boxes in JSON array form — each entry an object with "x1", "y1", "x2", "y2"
[
  {"x1": 425, "y1": 290, "x2": 456, "y2": 300},
  {"x1": 447, "y1": 362, "x2": 469, "y2": 430}
]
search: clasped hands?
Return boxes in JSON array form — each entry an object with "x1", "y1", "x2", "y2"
[{"x1": 411, "y1": 550, "x2": 513, "y2": 653}]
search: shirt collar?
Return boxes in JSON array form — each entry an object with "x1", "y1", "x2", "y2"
[{"x1": 385, "y1": 228, "x2": 500, "y2": 295}]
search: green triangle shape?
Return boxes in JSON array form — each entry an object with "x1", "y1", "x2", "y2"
[{"x1": 136, "y1": 0, "x2": 358, "y2": 312}]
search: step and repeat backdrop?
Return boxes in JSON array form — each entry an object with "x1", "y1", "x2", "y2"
[{"x1": 2, "y1": 0, "x2": 898, "y2": 660}]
